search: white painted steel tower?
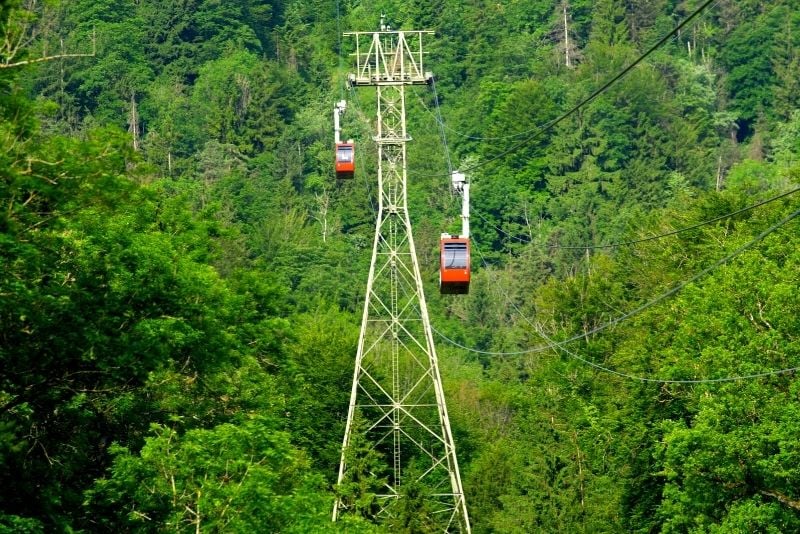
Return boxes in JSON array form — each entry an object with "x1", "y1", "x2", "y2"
[{"x1": 333, "y1": 24, "x2": 471, "y2": 533}]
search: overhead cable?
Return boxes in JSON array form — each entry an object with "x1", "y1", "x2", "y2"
[
  {"x1": 414, "y1": 1, "x2": 724, "y2": 144},
  {"x1": 437, "y1": 212, "x2": 800, "y2": 383},
  {"x1": 434, "y1": 206, "x2": 800, "y2": 364},
  {"x1": 475, "y1": 186, "x2": 800, "y2": 248},
  {"x1": 430, "y1": 78, "x2": 454, "y2": 175},
  {"x1": 412, "y1": 0, "x2": 719, "y2": 180}
]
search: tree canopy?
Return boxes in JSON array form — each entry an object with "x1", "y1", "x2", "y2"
[{"x1": 2, "y1": 0, "x2": 800, "y2": 531}]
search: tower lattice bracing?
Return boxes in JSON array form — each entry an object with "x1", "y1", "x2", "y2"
[{"x1": 333, "y1": 29, "x2": 470, "y2": 532}]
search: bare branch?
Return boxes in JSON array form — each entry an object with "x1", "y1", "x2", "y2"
[
  {"x1": 1, "y1": 5, "x2": 96, "y2": 69},
  {"x1": 761, "y1": 489, "x2": 800, "y2": 511},
  {"x1": 0, "y1": 50, "x2": 95, "y2": 69}
]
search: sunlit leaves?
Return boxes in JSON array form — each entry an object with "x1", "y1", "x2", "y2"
[{"x1": 90, "y1": 417, "x2": 339, "y2": 532}]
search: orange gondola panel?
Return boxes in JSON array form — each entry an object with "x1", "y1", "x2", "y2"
[
  {"x1": 335, "y1": 142, "x2": 355, "y2": 178},
  {"x1": 439, "y1": 236, "x2": 470, "y2": 294}
]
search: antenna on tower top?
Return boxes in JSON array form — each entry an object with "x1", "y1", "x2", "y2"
[{"x1": 380, "y1": 13, "x2": 386, "y2": 31}]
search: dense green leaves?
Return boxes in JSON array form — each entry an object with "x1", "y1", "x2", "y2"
[
  {"x1": 2, "y1": 0, "x2": 800, "y2": 531},
  {"x1": 89, "y1": 417, "x2": 341, "y2": 532}
]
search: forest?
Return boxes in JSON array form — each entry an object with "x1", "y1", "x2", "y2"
[{"x1": 1, "y1": 0, "x2": 799, "y2": 531}]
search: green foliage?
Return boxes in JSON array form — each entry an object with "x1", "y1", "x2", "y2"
[
  {"x1": 334, "y1": 413, "x2": 388, "y2": 523},
  {"x1": 190, "y1": 51, "x2": 300, "y2": 155},
  {"x1": 89, "y1": 416, "x2": 341, "y2": 532},
  {"x1": 3, "y1": 0, "x2": 800, "y2": 531},
  {"x1": 717, "y1": 4, "x2": 789, "y2": 127},
  {"x1": 0, "y1": 515, "x2": 44, "y2": 534},
  {"x1": 283, "y1": 308, "x2": 358, "y2": 473}
]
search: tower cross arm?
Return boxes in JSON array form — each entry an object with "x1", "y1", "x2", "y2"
[{"x1": 344, "y1": 30, "x2": 435, "y2": 86}]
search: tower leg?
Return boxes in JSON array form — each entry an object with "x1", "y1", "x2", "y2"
[{"x1": 334, "y1": 79, "x2": 470, "y2": 532}]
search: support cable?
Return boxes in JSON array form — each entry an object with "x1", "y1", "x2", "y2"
[
  {"x1": 336, "y1": 0, "x2": 345, "y2": 101},
  {"x1": 413, "y1": 0, "x2": 723, "y2": 143},
  {"x1": 347, "y1": 83, "x2": 378, "y2": 215},
  {"x1": 433, "y1": 205, "x2": 800, "y2": 366},
  {"x1": 413, "y1": 86, "x2": 525, "y2": 142},
  {"x1": 430, "y1": 77, "x2": 454, "y2": 175},
  {"x1": 411, "y1": 0, "x2": 719, "y2": 180},
  {"x1": 474, "y1": 186, "x2": 800, "y2": 248},
  {"x1": 465, "y1": 231, "x2": 800, "y2": 383},
  {"x1": 416, "y1": 1, "x2": 799, "y2": 383}
]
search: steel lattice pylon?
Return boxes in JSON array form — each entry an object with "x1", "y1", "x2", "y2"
[{"x1": 333, "y1": 29, "x2": 470, "y2": 533}]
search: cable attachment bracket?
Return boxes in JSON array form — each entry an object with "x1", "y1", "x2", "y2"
[{"x1": 451, "y1": 171, "x2": 469, "y2": 239}]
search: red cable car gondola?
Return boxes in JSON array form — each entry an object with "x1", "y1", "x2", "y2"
[
  {"x1": 335, "y1": 142, "x2": 355, "y2": 178},
  {"x1": 440, "y1": 236, "x2": 470, "y2": 294}
]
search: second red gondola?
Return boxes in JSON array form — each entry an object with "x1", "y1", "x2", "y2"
[{"x1": 439, "y1": 236, "x2": 470, "y2": 294}]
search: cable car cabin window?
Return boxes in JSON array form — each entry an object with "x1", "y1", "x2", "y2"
[
  {"x1": 443, "y1": 242, "x2": 468, "y2": 269},
  {"x1": 335, "y1": 143, "x2": 355, "y2": 178},
  {"x1": 337, "y1": 145, "x2": 353, "y2": 162}
]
